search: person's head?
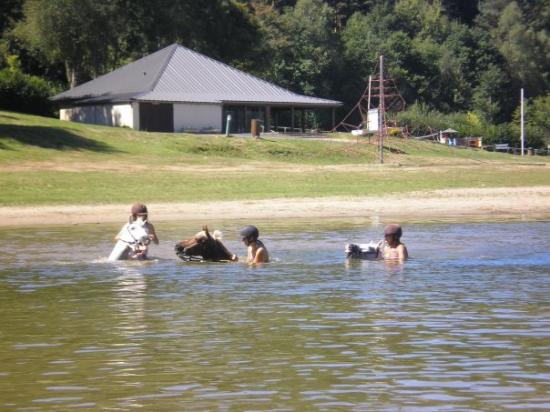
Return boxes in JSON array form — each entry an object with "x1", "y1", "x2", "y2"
[
  {"x1": 240, "y1": 225, "x2": 259, "y2": 246},
  {"x1": 131, "y1": 203, "x2": 148, "y2": 221},
  {"x1": 384, "y1": 224, "x2": 402, "y2": 247}
]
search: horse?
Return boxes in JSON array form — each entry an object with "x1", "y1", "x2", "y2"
[
  {"x1": 345, "y1": 240, "x2": 383, "y2": 260},
  {"x1": 175, "y1": 226, "x2": 236, "y2": 262},
  {"x1": 108, "y1": 217, "x2": 151, "y2": 261}
]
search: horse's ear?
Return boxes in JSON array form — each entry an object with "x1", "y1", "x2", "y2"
[{"x1": 203, "y1": 225, "x2": 209, "y2": 236}]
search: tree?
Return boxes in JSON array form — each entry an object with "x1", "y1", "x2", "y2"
[
  {"x1": 15, "y1": 0, "x2": 119, "y2": 87},
  {"x1": 394, "y1": 0, "x2": 447, "y2": 42},
  {"x1": 440, "y1": 0, "x2": 478, "y2": 24},
  {"x1": 494, "y1": 2, "x2": 550, "y2": 95},
  {"x1": 0, "y1": 0, "x2": 24, "y2": 36},
  {"x1": 472, "y1": 64, "x2": 513, "y2": 123},
  {"x1": 343, "y1": 1, "x2": 475, "y2": 113},
  {"x1": 13, "y1": 0, "x2": 263, "y2": 88},
  {"x1": 258, "y1": 0, "x2": 341, "y2": 96},
  {"x1": 324, "y1": 0, "x2": 378, "y2": 31},
  {"x1": 477, "y1": 0, "x2": 550, "y2": 97},
  {"x1": 0, "y1": 54, "x2": 57, "y2": 115},
  {"x1": 527, "y1": 94, "x2": 550, "y2": 140}
]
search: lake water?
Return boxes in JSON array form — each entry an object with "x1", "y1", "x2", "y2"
[{"x1": 1, "y1": 219, "x2": 549, "y2": 411}]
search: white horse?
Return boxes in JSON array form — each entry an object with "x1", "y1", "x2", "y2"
[
  {"x1": 108, "y1": 217, "x2": 151, "y2": 261},
  {"x1": 345, "y1": 240, "x2": 384, "y2": 260}
]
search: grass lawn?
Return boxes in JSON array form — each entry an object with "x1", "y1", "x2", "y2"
[{"x1": 1, "y1": 110, "x2": 548, "y2": 206}]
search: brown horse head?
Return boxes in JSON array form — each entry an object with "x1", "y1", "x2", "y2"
[{"x1": 175, "y1": 226, "x2": 235, "y2": 262}]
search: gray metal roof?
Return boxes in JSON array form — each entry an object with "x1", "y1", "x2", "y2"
[{"x1": 52, "y1": 44, "x2": 341, "y2": 107}]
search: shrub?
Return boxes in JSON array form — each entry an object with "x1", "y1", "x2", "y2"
[
  {"x1": 397, "y1": 104, "x2": 545, "y2": 148},
  {"x1": 0, "y1": 64, "x2": 58, "y2": 116},
  {"x1": 396, "y1": 103, "x2": 448, "y2": 136}
]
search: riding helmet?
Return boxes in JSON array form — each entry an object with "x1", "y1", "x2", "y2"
[
  {"x1": 240, "y1": 225, "x2": 259, "y2": 240},
  {"x1": 384, "y1": 224, "x2": 402, "y2": 238},
  {"x1": 131, "y1": 203, "x2": 148, "y2": 215}
]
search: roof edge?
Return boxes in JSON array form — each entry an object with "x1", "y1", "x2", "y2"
[{"x1": 148, "y1": 43, "x2": 179, "y2": 93}]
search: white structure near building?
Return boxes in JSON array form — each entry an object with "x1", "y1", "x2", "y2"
[
  {"x1": 52, "y1": 44, "x2": 341, "y2": 133},
  {"x1": 60, "y1": 103, "x2": 137, "y2": 128}
]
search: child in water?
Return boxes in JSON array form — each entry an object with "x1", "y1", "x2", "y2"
[
  {"x1": 240, "y1": 225, "x2": 269, "y2": 264},
  {"x1": 382, "y1": 224, "x2": 408, "y2": 260},
  {"x1": 115, "y1": 203, "x2": 159, "y2": 258}
]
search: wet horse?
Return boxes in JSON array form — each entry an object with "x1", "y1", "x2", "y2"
[
  {"x1": 345, "y1": 240, "x2": 383, "y2": 260},
  {"x1": 108, "y1": 217, "x2": 151, "y2": 261},
  {"x1": 175, "y1": 226, "x2": 236, "y2": 262}
]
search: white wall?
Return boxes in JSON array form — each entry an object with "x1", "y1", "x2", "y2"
[
  {"x1": 60, "y1": 104, "x2": 134, "y2": 128},
  {"x1": 173, "y1": 102, "x2": 221, "y2": 132},
  {"x1": 131, "y1": 102, "x2": 140, "y2": 130}
]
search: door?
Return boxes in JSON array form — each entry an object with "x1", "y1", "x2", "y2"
[{"x1": 139, "y1": 102, "x2": 173, "y2": 132}]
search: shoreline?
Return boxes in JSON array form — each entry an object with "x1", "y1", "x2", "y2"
[{"x1": 1, "y1": 186, "x2": 549, "y2": 227}]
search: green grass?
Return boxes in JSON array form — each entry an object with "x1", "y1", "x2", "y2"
[
  {"x1": 0, "y1": 110, "x2": 382, "y2": 165},
  {"x1": 1, "y1": 110, "x2": 531, "y2": 165},
  {"x1": 0, "y1": 110, "x2": 548, "y2": 206},
  {"x1": 1, "y1": 165, "x2": 549, "y2": 206}
]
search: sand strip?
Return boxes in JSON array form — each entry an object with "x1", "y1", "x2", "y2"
[{"x1": 0, "y1": 186, "x2": 548, "y2": 227}]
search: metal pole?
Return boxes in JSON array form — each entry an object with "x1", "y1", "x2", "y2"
[
  {"x1": 378, "y1": 55, "x2": 385, "y2": 164},
  {"x1": 520, "y1": 88, "x2": 524, "y2": 156},
  {"x1": 225, "y1": 114, "x2": 231, "y2": 137}
]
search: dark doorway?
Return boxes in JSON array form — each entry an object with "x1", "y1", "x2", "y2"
[{"x1": 139, "y1": 103, "x2": 173, "y2": 132}]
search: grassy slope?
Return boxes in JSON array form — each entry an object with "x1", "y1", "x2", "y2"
[{"x1": 0, "y1": 110, "x2": 548, "y2": 206}]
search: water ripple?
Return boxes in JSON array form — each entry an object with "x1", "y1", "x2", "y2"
[{"x1": 0, "y1": 220, "x2": 548, "y2": 410}]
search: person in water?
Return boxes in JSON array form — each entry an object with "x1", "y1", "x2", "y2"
[
  {"x1": 115, "y1": 203, "x2": 159, "y2": 258},
  {"x1": 240, "y1": 225, "x2": 269, "y2": 264},
  {"x1": 382, "y1": 224, "x2": 408, "y2": 260}
]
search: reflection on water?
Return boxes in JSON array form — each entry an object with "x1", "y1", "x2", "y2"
[{"x1": 0, "y1": 220, "x2": 549, "y2": 410}]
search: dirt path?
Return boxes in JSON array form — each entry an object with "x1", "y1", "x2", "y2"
[
  {"x1": 2, "y1": 156, "x2": 547, "y2": 174},
  {"x1": 1, "y1": 186, "x2": 548, "y2": 227}
]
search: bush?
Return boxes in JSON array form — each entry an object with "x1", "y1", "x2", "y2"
[
  {"x1": 478, "y1": 123, "x2": 514, "y2": 146},
  {"x1": 397, "y1": 104, "x2": 483, "y2": 137},
  {"x1": 0, "y1": 66, "x2": 58, "y2": 116},
  {"x1": 397, "y1": 104, "x2": 545, "y2": 148}
]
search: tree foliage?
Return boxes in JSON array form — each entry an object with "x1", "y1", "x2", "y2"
[
  {"x1": 0, "y1": 0, "x2": 548, "y2": 146},
  {"x1": 0, "y1": 55, "x2": 57, "y2": 115},
  {"x1": 15, "y1": 0, "x2": 119, "y2": 87}
]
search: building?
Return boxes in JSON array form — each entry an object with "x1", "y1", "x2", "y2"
[{"x1": 52, "y1": 43, "x2": 342, "y2": 133}]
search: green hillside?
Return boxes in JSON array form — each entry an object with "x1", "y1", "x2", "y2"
[{"x1": 0, "y1": 111, "x2": 548, "y2": 206}]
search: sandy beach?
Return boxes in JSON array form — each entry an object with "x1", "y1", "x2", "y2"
[{"x1": 1, "y1": 186, "x2": 548, "y2": 227}]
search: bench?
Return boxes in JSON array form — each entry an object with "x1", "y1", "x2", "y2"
[{"x1": 494, "y1": 144, "x2": 510, "y2": 152}]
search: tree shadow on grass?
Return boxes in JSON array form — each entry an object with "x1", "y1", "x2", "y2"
[
  {"x1": 0, "y1": 113, "x2": 19, "y2": 121},
  {"x1": 0, "y1": 124, "x2": 120, "y2": 152},
  {"x1": 383, "y1": 145, "x2": 407, "y2": 154}
]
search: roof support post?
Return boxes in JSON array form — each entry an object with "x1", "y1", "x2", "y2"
[
  {"x1": 291, "y1": 107, "x2": 295, "y2": 132},
  {"x1": 266, "y1": 105, "x2": 271, "y2": 132}
]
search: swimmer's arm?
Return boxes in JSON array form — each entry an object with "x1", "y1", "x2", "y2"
[
  {"x1": 148, "y1": 223, "x2": 159, "y2": 244},
  {"x1": 253, "y1": 247, "x2": 268, "y2": 264},
  {"x1": 398, "y1": 244, "x2": 408, "y2": 260}
]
